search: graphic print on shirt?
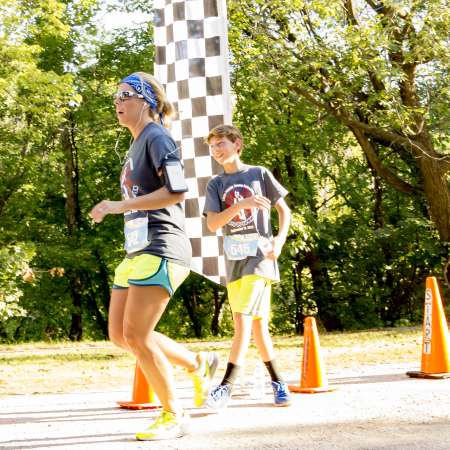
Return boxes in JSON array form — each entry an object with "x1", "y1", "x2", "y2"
[
  {"x1": 222, "y1": 184, "x2": 259, "y2": 260},
  {"x1": 120, "y1": 158, "x2": 137, "y2": 201},
  {"x1": 222, "y1": 184, "x2": 258, "y2": 233},
  {"x1": 120, "y1": 157, "x2": 144, "y2": 217},
  {"x1": 120, "y1": 157, "x2": 150, "y2": 253}
]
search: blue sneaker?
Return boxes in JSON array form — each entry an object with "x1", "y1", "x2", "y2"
[
  {"x1": 205, "y1": 384, "x2": 232, "y2": 409},
  {"x1": 271, "y1": 381, "x2": 292, "y2": 407}
]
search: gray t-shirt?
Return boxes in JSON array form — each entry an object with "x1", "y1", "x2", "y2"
[
  {"x1": 203, "y1": 165, "x2": 288, "y2": 283},
  {"x1": 120, "y1": 122, "x2": 191, "y2": 267}
]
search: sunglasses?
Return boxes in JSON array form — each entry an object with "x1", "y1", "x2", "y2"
[{"x1": 113, "y1": 91, "x2": 144, "y2": 102}]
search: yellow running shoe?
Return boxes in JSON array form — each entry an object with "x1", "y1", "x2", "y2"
[
  {"x1": 189, "y1": 351, "x2": 219, "y2": 407},
  {"x1": 135, "y1": 410, "x2": 189, "y2": 441}
]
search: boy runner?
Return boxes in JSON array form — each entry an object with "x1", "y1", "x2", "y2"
[{"x1": 203, "y1": 124, "x2": 292, "y2": 408}]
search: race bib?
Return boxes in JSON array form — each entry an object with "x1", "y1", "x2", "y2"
[
  {"x1": 124, "y1": 216, "x2": 150, "y2": 253},
  {"x1": 224, "y1": 233, "x2": 259, "y2": 260}
]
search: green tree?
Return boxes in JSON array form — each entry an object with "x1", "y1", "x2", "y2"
[
  {"x1": 228, "y1": 0, "x2": 447, "y2": 330},
  {"x1": 0, "y1": 244, "x2": 35, "y2": 340},
  {"x1": 0, "y1": 0, "x2": 128, "y2": 340},
  {"x1": 229, "y1": 0, "x2": 449, "y2": 240}
]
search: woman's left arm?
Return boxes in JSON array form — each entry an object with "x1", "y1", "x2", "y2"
[{"x1": 90, "y1": 187, "x2": 185, "y2": 223}]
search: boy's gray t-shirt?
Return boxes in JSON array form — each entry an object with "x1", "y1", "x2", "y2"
[
  {"x1": 120, "y1": 122, "x2": 191, "y2": 267},
  {"x1": 203, "y1": 165, "x2": 288, "y2": 283}
]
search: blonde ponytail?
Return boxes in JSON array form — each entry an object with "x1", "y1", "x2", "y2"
[{"x1": 135, "y1": 72, "x2": 176, "y2": 128}]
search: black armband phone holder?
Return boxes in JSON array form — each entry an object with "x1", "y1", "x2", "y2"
[{"x1": 163, "y1": 160, "x2": 188, "y2": 193}]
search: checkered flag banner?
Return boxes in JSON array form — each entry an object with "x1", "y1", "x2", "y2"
[{"x1": 153, "y1": 0, "x2": 231, "y2": 285}]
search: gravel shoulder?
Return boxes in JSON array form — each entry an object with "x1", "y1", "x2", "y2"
[{"x1": 1, "y1": 363, "x2": 449, "y2": 450}]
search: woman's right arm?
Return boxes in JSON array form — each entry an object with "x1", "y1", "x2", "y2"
[{"x1": 90, "y1": 186, "x2": 185, "y2": 223}]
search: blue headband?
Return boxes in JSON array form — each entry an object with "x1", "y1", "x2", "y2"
[{"x1": 121, "y1": 74, "x2": 158, "y2": 111}]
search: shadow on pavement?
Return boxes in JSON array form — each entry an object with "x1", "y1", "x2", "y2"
[
  {"x1": 0, "y1": 432, "x2": 134, "y2": 449},
  {"x1": 328, "y1": 372, "x2": 416, "y2": 385}
]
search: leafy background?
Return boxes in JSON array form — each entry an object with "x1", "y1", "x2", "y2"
[{"x1": 0, "y1": 0, "x2": 448, "y2": 342}]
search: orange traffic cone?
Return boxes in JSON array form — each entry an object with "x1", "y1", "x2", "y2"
[
  {"x1": 117, "y1": 362, "x2": 161, "y2": 409},
  {"x1": 407, "y1": 277, "x2": 450, "y2": 379},
  {"x1": 289, "y1": 316, "x2": 334, "y2": 393}
]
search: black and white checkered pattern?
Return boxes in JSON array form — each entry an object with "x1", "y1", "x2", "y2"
[{"x1": 154, "y1": 0, "x2": 230, "y2": 285}]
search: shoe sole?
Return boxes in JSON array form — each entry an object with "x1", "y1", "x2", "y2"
[
  {"x1": 205, "y1": 399, "x2": 230, "y2": 410},
  {"x1": 274, "y1": 401, "x2": 292, "y2": 407},
  {"x1": 136, "y1": 422, "x2": 189, "y2": 440},
  {"x1": 136, "y1": 432, "x2": 184, "y2": 441}
]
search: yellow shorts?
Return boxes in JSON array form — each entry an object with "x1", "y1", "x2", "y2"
[
  {"x1": 112, "y1": 253, "x2": 190, "y2": 297},
  {"x1": 227, "y1": 274, "x2": 272, "y2": 321}
]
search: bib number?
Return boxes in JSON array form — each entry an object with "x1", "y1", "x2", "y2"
[
  {"x1": 124, "y1": 217, "x2": 149, "y2": 253},
  {"x1": 224, "y1": 233, "x2": 259, "y2": 260}
]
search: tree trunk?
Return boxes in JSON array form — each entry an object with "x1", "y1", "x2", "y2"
[
  {"x1": 86, "y1": 291, "x2": 108, "y2": 338},
  {"x1": 292, "y1": 259, "x2": 304, "y2": 334},
  {"x1": 211, "y1": 287, "x2": 227, "y2": 336},
  {"x1": 368, "y1": 164, "x2": 384, "y2": 228},
  {"x1": 68, "y1": 272, "x2": 83, "y2": 341},
  {"x1": 304, "y1": 248, "x2": 340, "y2": 330},
  {"x1": 418, "y1": 155, "x2": 450, "y2": 242},
  {"x1": 61, "y1": 124, "x2": 81, "y2": 237},
  {"x1": 181, "y1": 285, "x2": 203, "y2": 338},
  {"x1": 61, "y1": 120, "x2": 83, "y2": 341},
  {"x1": 93, "y1": 249, "x2": 112, "y2": 334}
]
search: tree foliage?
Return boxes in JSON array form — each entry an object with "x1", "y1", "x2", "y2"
[
  {"x1": 229, "y1": 0, "x2": 449, "y2": 239},
  {"x1": 0, "y1": 0, "x2": 448, "y2": 341},
  {"x1": 227, "y1": 0, "x2": 449, "y2": 329}
]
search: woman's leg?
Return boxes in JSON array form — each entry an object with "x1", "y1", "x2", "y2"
[
  {"x1": 108, "y1": 288, "x2": 128, "y2": 350},
  {"x1": 123, "y1": 285, "x2": 180, "y2": 414},
  {"x1": 152, "y1": 331, "x2": 198, "y2": 370},
  {"x1": 109, "y1": 288, "x2": 198, "y2": 371}
]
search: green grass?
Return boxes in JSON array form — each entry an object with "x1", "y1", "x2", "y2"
[{"x1": 0, "y1": 327, "x2": 422, "y2": 396}]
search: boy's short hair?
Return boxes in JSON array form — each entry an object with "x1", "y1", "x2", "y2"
[{"x1": 206, "y1": 124, "x2": 244, "y2": 154}]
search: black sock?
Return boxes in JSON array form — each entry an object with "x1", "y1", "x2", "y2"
[
  {"x1": 221, "y1": 362, "x2": 241, "y2": 386},
  {"x1": 264, "y1": 359, "x2": 282, "y2": 382}
]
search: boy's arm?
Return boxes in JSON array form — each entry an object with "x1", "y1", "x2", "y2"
[
  {"x1": 265, "y1": 197, "x2": 291, "y2": 260},
  {"x1": 206, "y1": 195, "x2": 271, "y2": 232},
  {"x1": 274, "y1": 197, "x2": 291, "y2": 242}
]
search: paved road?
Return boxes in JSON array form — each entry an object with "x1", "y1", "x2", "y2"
[{"x1": 1, "y1": 363, "x2": 449, "y2": 450}]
